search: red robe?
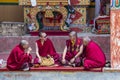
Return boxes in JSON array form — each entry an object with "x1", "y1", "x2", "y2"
[
  {"x1": 83, "y1": 41, "x2": 106, "y2": 69},
  {"x1": 65, "y1": 38, "x2": 82, "y2": 65},
  {"x1": 7, "y1": 45, "x2": 32, "y2": 70},
  {"x1": 36, "y1": 38, "x2": 59, "y2": 64}
]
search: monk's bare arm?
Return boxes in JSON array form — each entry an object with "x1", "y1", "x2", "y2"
[
  {"x1": 35, "y1": 43, "x2": 41, "y2": 59},
  {"x1": 74, "y1": 44, "x2": 83, "y2": 58},
  {"x1": 62, "y1": 46, "x2": 67, "y2": 60}
]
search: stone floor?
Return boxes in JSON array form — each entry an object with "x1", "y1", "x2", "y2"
[{"x1": 0, "y1": 71, "x2": 120, "y2": 80}]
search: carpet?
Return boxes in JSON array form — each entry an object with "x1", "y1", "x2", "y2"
[{"x1": 0, "y1": 66, "x2": 103, "y2": 72}]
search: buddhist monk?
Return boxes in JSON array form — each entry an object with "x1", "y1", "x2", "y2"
[
  {"x1": 62, "y1": 31, "x2": 83, "y2": 67},
  {"x1": 82, "y1": 37, "x2": 106, "y2": 69},
  {"x1": 34, "y1": 32, "x2": 60, "y2": 66},
  {"x1": 7, "y1": 40, "x2": 32, "y2": 71}
]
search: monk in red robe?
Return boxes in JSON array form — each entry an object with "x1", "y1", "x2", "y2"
[
  {"x1": 7, "y1": 40, "x2": 32, "y2": 71},
  {"x1": 62, "y1": 31, "x2": 83, "y2": 67},
  {"x1": 34, "y1": 32, "x2": 60, "y2": 66},
  {"x1": 82, "y1": 37, "x2": 106, "y2": 69}
]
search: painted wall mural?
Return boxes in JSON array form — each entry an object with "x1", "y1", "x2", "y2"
[
  {"x1": 111, "y1": 10, "x2": 120, "y2": 68},
  {"x1": 111, "y1": 0, "x2": 120, "y2": 9},
  {"x1": 19, "y1": 0, "x2": 90, "y2": 32},
  {"x1": 24, "y1": 6, "x2": 68, "y2": 31},
  {"x1": 111, "y1": 0, "x2": 120, "y2": 68}
]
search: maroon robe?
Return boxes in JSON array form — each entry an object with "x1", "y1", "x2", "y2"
[
  {"x1": 7, "y1": 45, "x2": 32, "y2": 70},
  {"x1": 35, "y1": 38, "x2": 59, "y2": 64},
  {"x1": 83, "y1": 41, "x2": 106, "y2": 69},
  {"x1": 65, "y1": 38, "x2": 82, "y2": 66}
]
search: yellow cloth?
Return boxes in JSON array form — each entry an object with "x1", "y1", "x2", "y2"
[
  {"x1": 40, "y1": 57, "x2": 55, "y2": 66},
  {"x1": 71, "y1": 40, "x2": 75, "y2": 47},
  {"x1": 71, "y1": 40, "x2": 75, "y2": 51}
]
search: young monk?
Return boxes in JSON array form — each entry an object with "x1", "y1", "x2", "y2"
[
  {"x1": 34, "y1": 32, "x2": 60, "y2": 66},
  {"x1": 62, "y1": 31, "x2": 83, "y2": 67},
  {"x1": 7, "y1": 40, "x2": 32, "y2": 71},
  {"x1": 82, "y1": 37, "x2": 106, "y2": 69}
]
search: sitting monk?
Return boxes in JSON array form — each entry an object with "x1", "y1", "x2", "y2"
[
  {"x1": 7, "y1": 40, "x2": 32, "y2": 71},
  {"x1": 82, "y1": 37, "x2": 106, "y2": 69},
  {"x1": 34, "y1": 32, "x2": 60, "y2": 66},
  {"x1": 62, "y1": 31, "x2": 83, "y2": 67}
]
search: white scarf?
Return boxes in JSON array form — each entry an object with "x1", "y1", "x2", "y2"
[{"x1": 30, "y1": 0, "x2": 37, "y2": 6}]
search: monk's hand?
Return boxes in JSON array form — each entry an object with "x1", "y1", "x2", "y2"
[
  {"x1": 38, "y1": 57, "x2": 42, "y2": 63},
  {"x1": 27, "y1": 47, "x2": 32, "y2": 54},
  {"x1": 47, "y1": 55, "x2": 51, "y2": 58},
  {"x1": 28, "y1": 47, "x2": 32, "y2": 52},
  {"x1": 70, "y1": 58, "x2": 75, "y2": 63},
  {"x1": 62, "y1": 59, "x2": 66, "y2": 64}
]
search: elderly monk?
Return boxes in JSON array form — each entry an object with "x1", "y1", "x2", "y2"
[
  {"x1": 82, "y1": 37, "x2": 106, "y2": 69},
  {"x1": 7, "y1": 40, "x2": 32, "y2": 71},
  {"x1": 62, "y1": 31, "x2": 83, "y2": 67},
  {"x1": 34, "y1": 32, "x2": 60, "y2": 66}
]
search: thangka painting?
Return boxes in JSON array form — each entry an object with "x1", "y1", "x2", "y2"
[
  {"x1": 20, "y1": 0, "x2": 90, "y2": 31},
  {"x1": 24, "y1": 6, "x2": 87, "y2": 31}
]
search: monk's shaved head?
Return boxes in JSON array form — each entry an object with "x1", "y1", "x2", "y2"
[
  {"x1": 69, "y1": 31, "x2": 77, "y2": 37},
  {"x1": 83, "y1": 36, "x2": 91, "y2": 42},
  {"x1": 20, "y1": 40, "x2": 29, "y2": 49},
  {"x1": 39, "y1": 32, "x2": 47, "y2": 41},
  {"x1": 20, "y1": 40, "x2": 29, "y2": 46},
  {"x1": 39, "y1": 32, "x2": 47, "y2": 37},
  {"x1": 83, "y1": 36, "x2": 91, "y2": 46},
  {"x1": 69, "y1": 31, "x2": 77, "y2": 41}
]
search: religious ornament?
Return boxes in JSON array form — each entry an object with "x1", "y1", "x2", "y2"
[
  {"x1": 45, "y1": 9, "x2": 54, "y2": 18},
  {"x1": 45, "y1": 6, "x2": 54, "y2": 18}
]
